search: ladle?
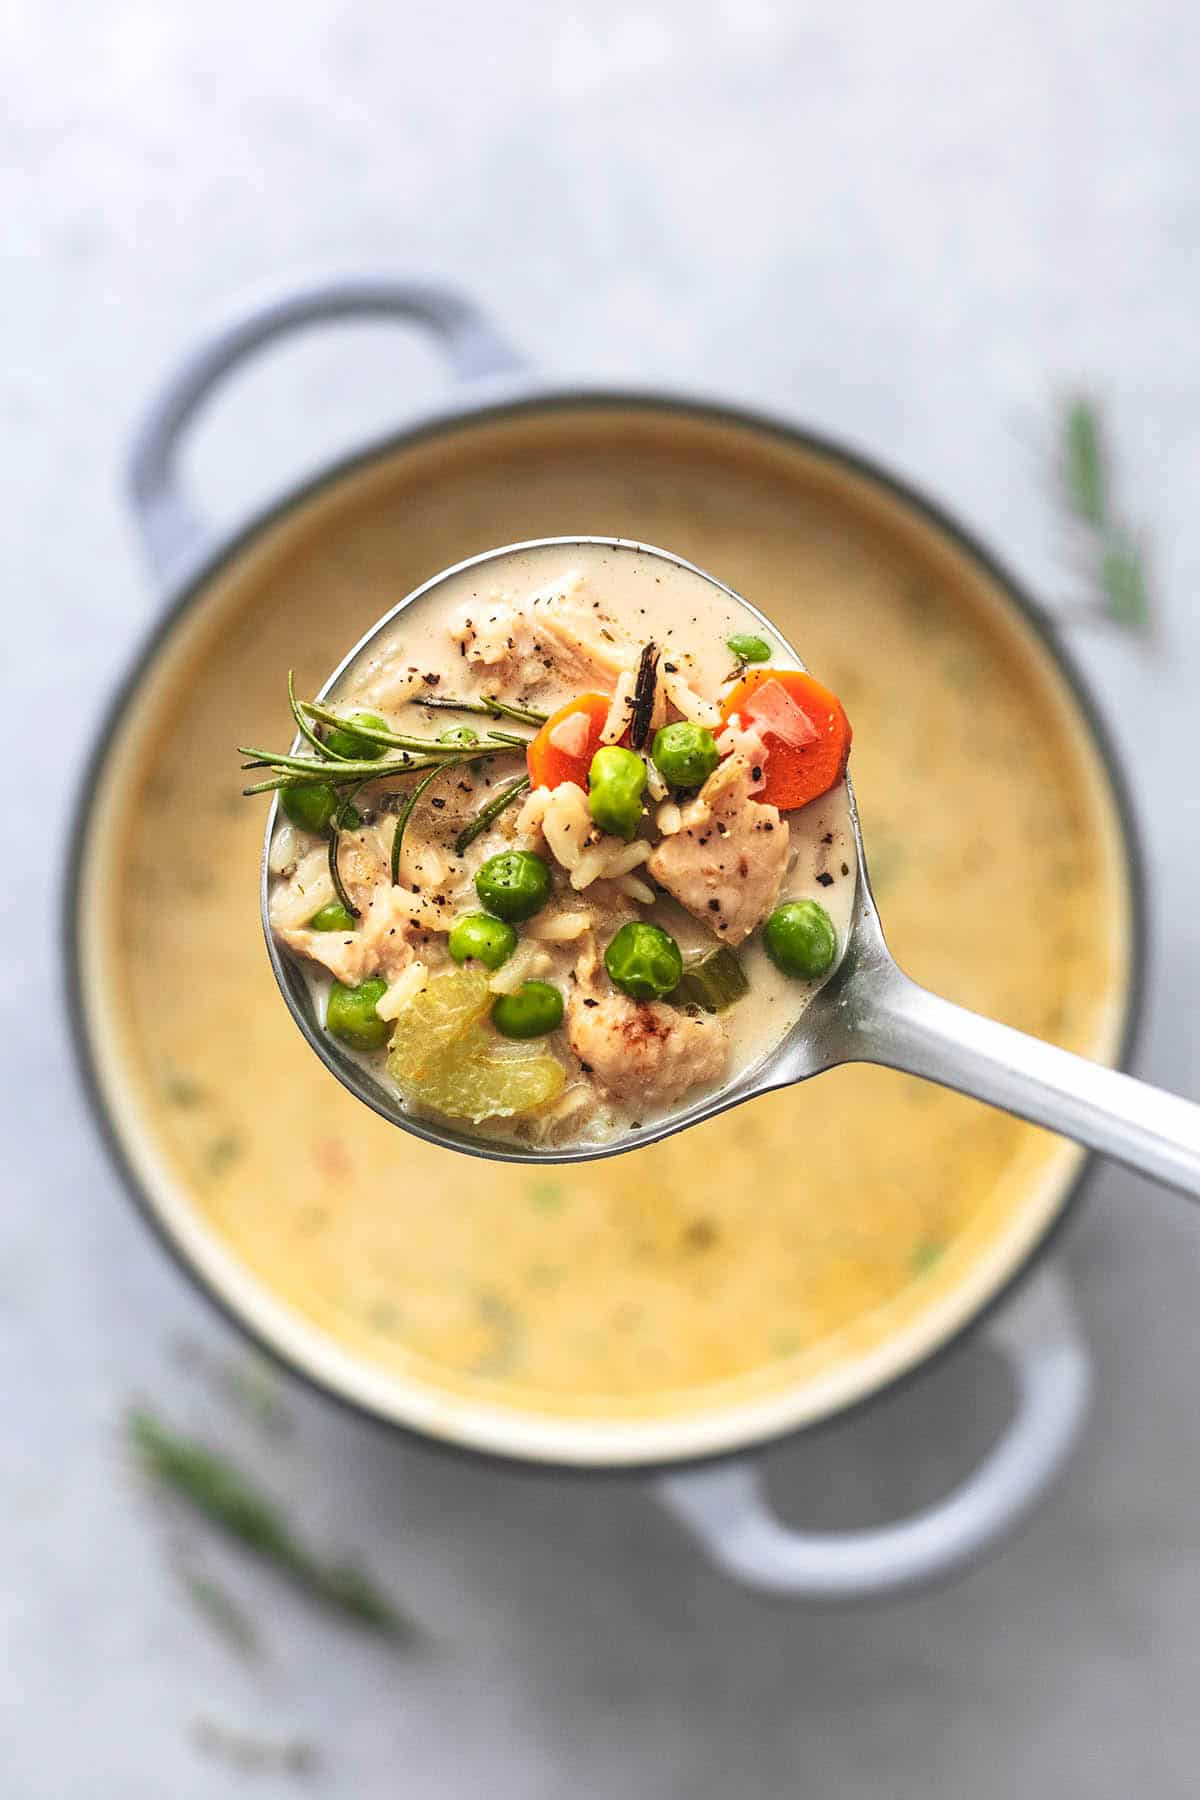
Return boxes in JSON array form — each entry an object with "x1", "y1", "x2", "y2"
[{"x1": 262, "y1": 538, "x2": 1200, "y2": 1191}]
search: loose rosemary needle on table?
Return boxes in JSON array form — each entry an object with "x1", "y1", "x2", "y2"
[
  {"x1": 129, "y1": 1408, "x2": 416, "y2": 1641},
  {"x1": 1059, "y1": 395, "x2": 1152, "y2": 632}
]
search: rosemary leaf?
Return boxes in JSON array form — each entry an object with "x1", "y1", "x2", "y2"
[
  {"x1": 454, "y1": 774, "x2": 531, "y2": 856},
  {"x1": 287, "y1": 670, "x2": 338, "y2": 760},
  {"x1": 327, "y1": 822, "x2": 359, "y2": 918},
  {"x1": 1099, "y1": 526, "x2": 1150, "y2": 631},
  {"x1": 239, "y1": 747, "x2": 418, "y2": 778},
  {"x1": 1062, "y1": 397, "x2": 1107, "y2": 527},
  {"x1": 178, "y1": 1565, "x2": 261, "y2": 1660},
  {"x1": 1058, "y1": 394, "x2": 1152, "y2": 632},
  {"x1": 418, "y1": 693, "x2": 548, "y2": 727},
  {"x1": 192, "y1": 1717, "x2": 320, "y2": 1776},
  {"x1": 390, "y1": 762, "x2": 448, "y2": 886},
  {"x1": 128, "y1": 1408, "x2": 414, "y2": 1641},
  {"x1": 299, "y1": 701, "x2": 503, "y2": 757}
]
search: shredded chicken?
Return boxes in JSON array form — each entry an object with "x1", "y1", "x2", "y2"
[
  {"x1": 449, "y1": 571, "x2": 639, "y2": 691},
  {"x1": 648, "y1": 752, "x2": 788, "y2": 944}
]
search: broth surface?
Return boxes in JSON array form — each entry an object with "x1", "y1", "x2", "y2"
[{"x1": 103, "y1": 408, "x2": 1126, "y2": 1415}]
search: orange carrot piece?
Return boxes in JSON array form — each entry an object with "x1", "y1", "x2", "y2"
[
  {"x1": 526, "y1": 693, "x2": 612, "y2": 790},
  {"x1": 720, "y1": 668, "x2": 852, "y2": 810}
]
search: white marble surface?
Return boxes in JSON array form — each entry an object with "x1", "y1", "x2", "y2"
[{"x1": 6, "y1": 0, "x2": 1200, "y2": 1792}]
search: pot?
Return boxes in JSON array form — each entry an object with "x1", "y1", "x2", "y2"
[{"x1": 65, "y1": 276, "x2": 1144, "y2": 1600}]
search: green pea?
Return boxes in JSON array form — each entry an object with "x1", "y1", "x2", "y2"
[
  {"x1": 438, "y1": 725, "x2": 480, "y2": 747},
  {"x1": 448, "y1": 912, "x2": 518, "y2": 970},
  {"x1": 325, "y1": 976, "x2": 390, "y2": 1051},
  {"x1": 323, "y1": 710, "x2": 389, "y2": 760},
  {"x1": 475, "y1": 849, "x2": 552, "y2": 922},
  {"x1": 587, "y1": 745, "x2": 647, "y2": 841},
  {"x1": 651, "y1": 722, "x2": 720, "y2": 790},
  {"x1": 604, "y1": 921, "x2": 683, "y2": 1001},
  {"x1": 763, "y1": 900, "x2": 837, "y2": 979},
  {"x1": 280, "y1": 785, "x2": 361, "y2": 833},
  {"x1": 491, "y1": 981, "x2": 564, "y2": 1039},
  {"x1": 309, "y1": 901, "x2": 356, "y2": 932},
  {"x1": 727, "y1": 633, "x2": 772, "y2": 663},
  {"x1": 281, "y1": 783, "x2": 338, "y2": 833}
]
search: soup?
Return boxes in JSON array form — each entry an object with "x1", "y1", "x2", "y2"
[
  {"x1": 263, "y1": 539, "x2": 856, "y2": 1147},
  {"x1": 88, "y1": 406, "x2": 1128, "y2": 1422}
]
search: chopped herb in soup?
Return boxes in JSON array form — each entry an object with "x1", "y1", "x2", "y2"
[{"x1": 250, "y1": 545, "x2": 856, "y2": 1147}]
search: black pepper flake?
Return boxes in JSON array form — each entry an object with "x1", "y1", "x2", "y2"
[
  {"x1": 430, "y1": 797, "x2": 446, "y2": 810},
  {"x1": 583, "y1": 997, "x2": 598, "y2": 1008},
  {"x1": 816, "y1": 871, "x2": 834, "y2": 887},
  {"x1": 579, "y1": 1061, "x2": 593, "y2": 1074},
  {"x1": 423, "y1": 672, "x2": 440, "y2": 686},
  {"x1": 752, "y1": 765, "x2": 762, "y2": 782},
  {"x1": 664, "y1": 661, "x2": 678, "y2": 673},
  {"x1": 708, "y1": 899, "x2": 721, "y2": 912},
  {"x1": 841, "y1": 861, "x2": 850, "y2": 876},
  {"x1": 821, "y1": 832, "x2": 834, "y2": 845}
]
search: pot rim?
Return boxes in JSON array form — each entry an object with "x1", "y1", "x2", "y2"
[{"x1": 62, "y1": 376, "x2": 1148, "y2": 1476}]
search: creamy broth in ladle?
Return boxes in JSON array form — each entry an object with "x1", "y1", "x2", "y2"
[{"x1": 262, "y1": 542, "x2": 857, "y2": 1150}]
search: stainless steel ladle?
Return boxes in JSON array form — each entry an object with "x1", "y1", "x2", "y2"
[{"x1": 262, "y1": 537, "x2": 1200, "y2": 1192}]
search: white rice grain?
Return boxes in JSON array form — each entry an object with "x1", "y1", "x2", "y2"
[
  {"x1": 375, "y1": 961, "x2": 429, "y2": 1021},
  {"x1": 663, "y1": 669, "x2": 721, "y2": 727},
  {"x1": 526, "y1": 911, "x2": 592, "y2": 942},
  {"x1": 600, "y1": 671, "x2": 635, "y2": 743},
  {"x1": 615, "y1": 875, "x2": 655, "y2": 904},
  {"x1": 541, "y1": 783, "x2": 592, "y2": 871}
]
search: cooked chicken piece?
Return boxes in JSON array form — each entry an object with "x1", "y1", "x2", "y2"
[
  {"x1": 449, "y1": 571, "x2": 638, "y2": 691},
  {"x1": 648, "y1": 752, "x2": 788, "y2": 945},
  {"x1": 269, "y1": 822, "x2": 452, "y2": 985},
  {"x1": 566, "y1": 985, "x2": 728, "y2": 1108}
]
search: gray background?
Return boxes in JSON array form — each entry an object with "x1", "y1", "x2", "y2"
[{"x1": 6, "y1": 1, "x2": 1199, "y2": 1793}]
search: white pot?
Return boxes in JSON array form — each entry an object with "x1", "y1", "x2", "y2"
[{"x1": 64, "y1": 276, "x2": 1145, "y2": 1600}]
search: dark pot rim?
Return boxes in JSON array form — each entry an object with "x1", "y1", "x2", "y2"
[{"x1": 62, "y1": 382, "x2": 1148, "y2": 1479}]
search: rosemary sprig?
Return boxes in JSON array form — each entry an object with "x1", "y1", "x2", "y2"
[
  {"x1": 1059, "y1": 395, "x2": 1151, "y2": 631},
  {"x1": 298, "y1": 699, "x2": 522, "y2": 757},
  {"x1": 128, "y1": 1407, "x2": 415, "y2": 1640},
  {"x1": 417, "y1": 693, "x2": 548, "y2": 727},
  {"x1": 454, "y1": 774, "x2": 531, "y2": 856}
]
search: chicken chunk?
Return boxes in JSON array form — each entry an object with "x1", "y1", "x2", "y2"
[
  {"x1": 566, "y1": 987, "x2": 727, "y2": 1108},
  {"x1": 269, "y1": 824, "x2": 449, "y2": 985},
  {"x1": 648, "y1": 752, "x2": 788, "y2": 945},
  {"x1": 450, "y1": 571, "x2": 638, "y2": 692}
]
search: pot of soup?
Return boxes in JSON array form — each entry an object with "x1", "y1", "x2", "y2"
[{"x1": 65, "y1": 276, "x2": 1142, "y2": 1600}]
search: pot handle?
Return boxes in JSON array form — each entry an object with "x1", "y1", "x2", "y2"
[
  {"x1": 127, "y1": 276, "x2": 523, "y2": 587},
  {"x1": 654, "y1": 1262, "x2": 1089, "y2": 1601}
]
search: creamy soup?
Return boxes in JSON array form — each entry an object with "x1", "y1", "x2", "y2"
[
  {"x1": 88, "y1": 407, "x2": 1129, "y2": 1419},
  {"x1": 262, "y1": 541, "x2": 856, "y2": 1149}
]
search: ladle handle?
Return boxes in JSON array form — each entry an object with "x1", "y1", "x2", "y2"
[
  {"x1": 127, "y1": 275, "x2": 523, "y2": 588},
  {"x1": 856, "y1": 964, "x2": 1200, "y2": 1198}
]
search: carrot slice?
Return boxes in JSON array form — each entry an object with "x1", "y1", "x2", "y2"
[
  {"x1": 526, "y1": 693, "x2": 612, "y2": 790},
  {"x1": 720, "y1": 668, "x2": 851, "y2": 810}
]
